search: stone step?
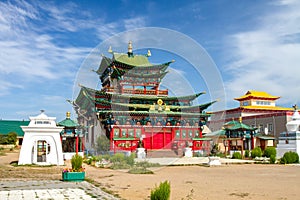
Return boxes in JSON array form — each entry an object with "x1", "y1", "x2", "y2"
[{"x1": 146, "y1": 149, "x2": 184, "y2": 158}]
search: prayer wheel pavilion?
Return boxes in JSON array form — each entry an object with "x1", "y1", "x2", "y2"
[{"x1": 73, "y1": 41, "x2": 216, "y2": 154}]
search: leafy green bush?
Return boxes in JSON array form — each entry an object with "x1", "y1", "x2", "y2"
[
  {"x1": 251, "y1": 147, "x2": 262, "y2": 159},
  {"x1": 109, "y1": 153, "x2": 136, "y2": 169},
  {"x1": 244, "y1": 150, "x2": 250, "y2": 158},
  {"x1": 71, "y1": 154, "x2": 83, "y2": 172},
  {"x1": 263, "y1": 147, "x2": 276, "y2": 158},
  {"x1": 232, "y1": 152, "x2": 242, "y2": 159},
  {"x1": 270, "y1": 155, "x2": 276, "y2": 164},
  {"x1": 150, "y1": 181, "x2": 171, "y2": 200},
  {"x1": 280, "y1": 151, "x2": 299, "y2": 164},
  {"x1": 0, "y1": 132, "x2": 17, "y2": 145},
  {"x1": 109, "y1": 153, "x2": 125, "y2": 163}
]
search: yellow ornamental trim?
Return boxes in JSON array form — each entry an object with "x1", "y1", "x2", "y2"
[{"x1": 157, "y1": 99, "x2": 163, "y2": 106}]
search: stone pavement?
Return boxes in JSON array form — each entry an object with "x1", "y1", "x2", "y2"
[
  {"x1": 136, "y1": 156, "x2": 255, "y2": 166},
  {"x1": 0, "y1": 180, "x2": 119, "y2": 200}
]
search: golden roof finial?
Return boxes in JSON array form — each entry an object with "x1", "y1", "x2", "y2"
[
  {"x1": 128, "y1": 41, "x2": 132, "y2": 54},
  {"x1": 239, "y1": 116, "x2": 242, "y2": 123},
  {"x1": 147, "y1": 49, "x2": 151, "y2": 57},
  {"x1": 66, "y1": 111, "x2": 71, "y2": 119},
  {"x1": 108, "y1": 46, "x2": 113, "y2": 53}
]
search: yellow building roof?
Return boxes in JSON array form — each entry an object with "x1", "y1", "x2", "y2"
[
  {"x1": 242, "y1": 106, "x2": 292, "y2": 111},
  {"x1": 235, "y1": 90, "x2": 280, "y2": 101}
]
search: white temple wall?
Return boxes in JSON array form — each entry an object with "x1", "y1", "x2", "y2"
[{"x1": 18, "y1": 133, "x2": 64, "y2": 165}]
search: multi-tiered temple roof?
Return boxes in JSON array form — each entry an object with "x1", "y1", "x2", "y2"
[
  {"x1": 74, "y1": 42, "x2": 215, "y2": 126},
  {"x1": 73, "y1": 41, "x2": 216, "y2": 152}
]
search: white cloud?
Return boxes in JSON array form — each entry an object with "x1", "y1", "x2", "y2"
[
  {"x1": 124, "y1": 17, "x2": 146, "y2": 30},
  {"x1": 0, "y1": 1, "x2": 92, "y2": 94},
  {"x1": 224, "y1": 0, "x2": 300, "y2": 107}
]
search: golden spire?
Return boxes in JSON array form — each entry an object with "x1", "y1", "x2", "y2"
[
  {"x1": 239, "y1": 116, "x2": 242, "y2": 123},
  {"x1": 66, "y1": 111, "x2": 71, "y2": 119},
  {"x1": 128, "y1": 41, "x2": 133, "y2": 54},
  {"x1": 147, "y1": 49, "x2": 151, "y2": 57},
  {"x1": 108, "y1": 46, "x2": 112, "y2": 53}
]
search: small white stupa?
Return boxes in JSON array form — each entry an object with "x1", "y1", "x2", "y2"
[
  {"x1": 276, "y1": 106, "x2": 300, "y2": 158},
  {"x1": 18, "y1": 110, "x2": 64, "y2": 165}
]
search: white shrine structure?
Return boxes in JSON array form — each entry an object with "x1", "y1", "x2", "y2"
[
  {"x1": 276, "y1": 107, "x2": 300, "y2": 158},
  {"x1": 18, "y1": 110, "x2": 64, "y2": 165}
]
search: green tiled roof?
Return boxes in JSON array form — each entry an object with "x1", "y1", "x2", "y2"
[
  {"x1": 225, "y1": 120, "x2": 256, "y2": 131},
  {"x1": 0, "y1": 120, "x2": 29, "y2": 137},
  {"x1": 205, "y1": 129, "x2": 226, "y2": 137},
  {"x1": 58, "y1": 118, "x2": 79, "y2": 127},
  {"x1": 113, "y1": 53, "x2": 152, "y2": 67}
]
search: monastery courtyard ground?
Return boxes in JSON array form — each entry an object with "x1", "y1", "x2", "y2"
[{"x1": 0, "y1": 149, "x2": 299, "y2": 200}]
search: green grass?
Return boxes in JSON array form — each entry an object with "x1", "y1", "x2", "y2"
[{"x1": 128, "y1": 167, "x2": 154, "y2": 174}]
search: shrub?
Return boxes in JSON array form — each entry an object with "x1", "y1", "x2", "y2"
[
  {"x1": 109, "y1": 153, "x2": 135, "y2": 169},
  {"x1": 135, "y1": 161, "x2": 160, "y2": 168},
  {"x1": 0, "y1": 132, "x2": 17, "y2": 145},
  {"x1": 263, "y1": 147, "x2": 276, "y2": 158},
  {"x1": 128, "y1": 167, "x2": 154, "y2": 174},
  {"x1": 270, "y1": 155, "x2": 276, "y2": 164},
  {"x1": 280, "y1": 151, "x2": 299, "y2": 164},
  {"x1": 71, "y1": 154, "x2": 83, "y2": 172},
  {"x1": 150, "y1": 181, "x2": 171, "y2": 200},
  {"x1": 251, "y1": 147, "x2": 262, "y2": 159},
  {"x1": 244, "y1": 150, "x2": 250, "y2": 158},
  {"x1": 232, "y1": 152, "x2": 242, "y2": 159}
]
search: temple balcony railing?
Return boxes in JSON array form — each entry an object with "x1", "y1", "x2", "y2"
[{"x1": 104, "y1": 88, "x2": 168, "y2": 96}]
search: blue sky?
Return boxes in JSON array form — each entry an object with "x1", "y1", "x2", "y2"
[{"x1": 1, "y1": 0, "x2": 300, "y2": 121}]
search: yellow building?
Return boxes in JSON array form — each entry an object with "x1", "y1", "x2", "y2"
[{"x1": 209, "y1": 90, "x2": 294, "y2": 148}]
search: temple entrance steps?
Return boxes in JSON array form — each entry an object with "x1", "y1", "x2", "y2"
[{"x1": 146, "y1": 149, "x2": 183, "y2": 158}]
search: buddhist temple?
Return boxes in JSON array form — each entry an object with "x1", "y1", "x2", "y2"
[
  {"x1": 72, "y1": 41, "x2": 216, "y2": 155},
  {"x1": 209, "y1": 90, "x2": 294, "y2": 142}
]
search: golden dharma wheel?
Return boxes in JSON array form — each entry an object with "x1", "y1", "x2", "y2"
[{"x1": 157, "y1": 99, "x2": 163, "y2": 105}]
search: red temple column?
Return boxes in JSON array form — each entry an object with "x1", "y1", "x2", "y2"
[
  {"x1": 155, "y1": 86, "x2": 158, "y2": 95},
  {"x1": 81, "y1": 137, "x2": 85, "y2": 155},
  {"x1": 76, "y1": 135, "x2": 79, "y2": 154}
]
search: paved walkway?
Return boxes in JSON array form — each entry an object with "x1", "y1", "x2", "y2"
[
  {"x1": 0, "y1": 180, "x2": 119, "y2": 200},
  {"x1": 136, "y1": 156, "x2": 255, "y2": 166}
]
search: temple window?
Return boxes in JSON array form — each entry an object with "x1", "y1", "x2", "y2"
[
  {"x1": 259, "y1": 124, "x2": 264, "y2": 133},
  {"x1": 35, "y1": 121, "x2": 51, "y2": 124},
  {"x1": 268, "y1": 123, "x2": 273, "y2": 132},
  {"x1": 242, "y1": 101, "x2": 249, "y2": 106}
]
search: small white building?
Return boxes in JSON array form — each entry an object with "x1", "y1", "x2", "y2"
[
  {"x1": 276, "y1": 109, "x2": 300, "y2": 158},
  {"x1": 18, "y1": 111, "x2": 64, "y2": 165}
]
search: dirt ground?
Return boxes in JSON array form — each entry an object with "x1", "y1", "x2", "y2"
[{"x1": 1, "y1": 149, "x2": 299, "y2": 200}]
